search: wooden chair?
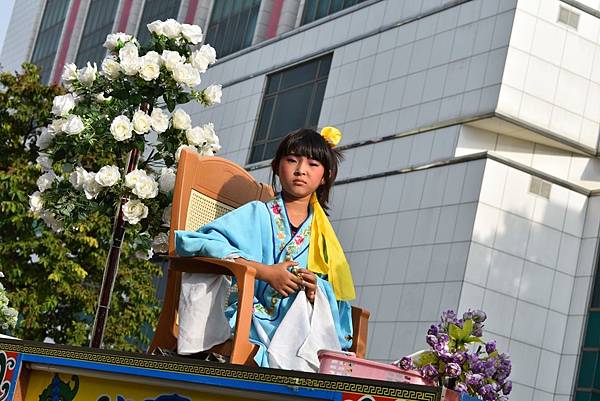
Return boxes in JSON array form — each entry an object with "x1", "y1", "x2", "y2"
[{"x1": 148, "y1": 148, "x2": 370, "y2": 365}]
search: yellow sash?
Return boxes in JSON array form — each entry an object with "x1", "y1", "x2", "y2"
[{"x1": 308, "y1": 194, "x2": 355, "y2": 301}]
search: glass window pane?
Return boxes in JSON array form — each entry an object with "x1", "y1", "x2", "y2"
[
  {"x1": 308, "y1": 80, "x2": 327, "y2": 128},
  {"x1": 249, "y1": 54, "x2": 332, "y2": 163},
  {"x1": 136, "y1": 0, "x2": 182, "y2": 45},
  {"x1": 281, "y1": 61, "x2": 318, "y2": 90},
  {"x1": 586, "y1": 312, "x2": 600, "y2": 348},
  {"x1": 31, "y1": 0, "x2": 71, "y2": 83},
  {"x1": 75, "y1": 0, "x2": 119, "y2": 67},
  {"x1": 266, "y1": 74, "x2": 281, "y2": 95},
  {"x1": 575, "y1": 392, "x2": 591, "y2": 401},
  {"x1": 255, "y1": 98, "x2": 275, "y2": 141},
  {"x1": 302, "y1": 0, "x2": 365, "y2": 25},
  {"x1": 249, "y1": 144, "x2": 265, "y2": 164},
  {"x1": 579, "y1": 351, "x2": 597, "y2": 388},
  {"x1": 207, "y1": 0, "x2": 260, "y2": 57}
]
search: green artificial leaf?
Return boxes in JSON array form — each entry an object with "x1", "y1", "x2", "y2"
[
  {"x1": 176, "y1": 92, "x2": 191, "y2": 104},
  {"x1": 459, "y1": 319, "x2": 474, "y2": 341},
  {"x1": 448, "y1": 323, "x2": 460, "y2": 340},
  {"x1": 415, "y1": 351, "x2": 437, "y2": 367},
  {"x1": 165, "y1": 95, "x2": 176, "y2": 112}
]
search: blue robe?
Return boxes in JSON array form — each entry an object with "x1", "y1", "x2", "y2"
[{"x1": 176, "y1": 194, "x2": 353, "y2": 367}]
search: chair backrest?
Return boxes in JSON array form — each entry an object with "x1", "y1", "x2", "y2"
[{"x1": 169, "y1": 148, "x2": 274, "y2": 254}]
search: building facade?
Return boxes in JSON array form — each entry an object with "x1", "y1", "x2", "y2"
[{"x1": 2, "y1": 1, "x2": 600, "y2": 400}]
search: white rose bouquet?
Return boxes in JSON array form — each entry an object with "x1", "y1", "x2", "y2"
[{"x1": 29, "y1": 19, "x2": 222, "y2": 258}]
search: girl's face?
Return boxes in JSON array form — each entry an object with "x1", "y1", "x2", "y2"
[{"x1": 277, "y1": 154, "x2": 325, "y2": 201}]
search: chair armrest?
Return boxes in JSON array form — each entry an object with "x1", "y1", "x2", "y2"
[
  {"x1": 349, "y1": 306, "x2": 370, "y2": 358},
  {"x1": 169, "y1": 256, "x2": 256, "y2": 278}
]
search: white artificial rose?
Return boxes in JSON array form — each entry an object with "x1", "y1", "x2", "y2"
[
  {"x1": 36, "y1": 170, "x2": 56, "y2": 192},
  {"x1": 175, "y1": 144, "x2": 196, "y2": 161},
  {"x1": 190, "y1": 44, "x2": 216, "y2": 73},
  {"x1": 70, "y1": 166, "x2": 87, "y2": 189},
  {"x1": 158, "y1": 167, "x2": 176, "y2": 193},
  {"x1": 150, "y1": 108, "x2": 169, "y2": 133},
  {"x1": 63, "y1": 115, "x2": 85, "y2": 135},
  {"x1": 40, "y1": 210, "x2": 63, "y2": 233},
  {"x1": 49, "y1": 118, "x2": 66, "y2": 134},
  {"x1": 197, "y1": 147, "x2": 215, "y2": 156},
  {"x1": 95, "y1": 165, "x2": 121, "y2": 187},
  {"x1": 119, "y1": 41, "x2": 138, "y2": 60},
  {"x1": 135, "y1": 248, "x2": 154, "y2": 260},
  {"x1": 36, "y1": 128, "x2": 55, "y2": 150},
  {"x1": 120, "y1": 57, "x2": 141, "y2": 76},
  {"x1": 101, "y1": 57, "x2": 121, "y2": 79},
  {"x1": 162, "y1": 205, "x2": 172, "y2": 226},
  {"x1": 77, "y1": 62, "x2": 97, "y2": 86},
  {"x1": 61, "y1": 63, "x2": 78, "y2": 83},
  {"x1": 152, "y1": 232, "x2": 169, "y2": 253},
  {"x1": 52, "y1": 94, "x2": 76, "y2": 117},
  {"x1": 172, "y1": 109, "x2": 191, "y2": 130},
  {"x1": 110, "y1": 115, "x2": 133, "y2": 141},
  {"x1": 36, "y1": 153, "x2": 53, "y2": 171},
  {"x1": 104, "y1": 32, "x2": 132, "y2": 50},
  {"x1": 162, "y1": 19, "x2": 181, "y2": 39},
  {"x1": 139, "y1": 59, "x2": 160, "y2": 81},
  {"x1": 203, "y1": 84, "x2": 222, "y2": 105},
  {"x1": 122, "y1": 199, "x2": 149, "y2": 224},
  {"x1": 181, "y1": 23, "x2": 203, "y2": 44},
  {"x1": 172, "y1": 63, "x2": 200, "y2": 87},
  {"x1": 185, "y1": 126, "x2": 203, "y2": 146},
  {"x1": 83, "y1": 172, "x2": 102, "y2": 199},
  {"x1": 132, "y1": 174, "x2": 159, "y2": 199},
  {"x1": 95, "y1": 93, "x2": 112, "y2": 102},
  {"x1": 204, "y1": 123, "x2": 221, "y2": 152},
  {"x1": 161, "y1": 50, "x2": 184, "y2": 71},
  {"x1": 142, "y1": 50, "x2": 161, "y2": 65},
  {"x1": 147, "y1": 20, "x2": 164, "y2": 36},
  {"x1": 29, "y1": 191, "x2": 43, "y2": 213},
  {"x1": 124, "y1": 169, "x2": 147, "y2": 188},
  {"x1": 132, "y1": 110, "x2": 152, "y2": 134}
]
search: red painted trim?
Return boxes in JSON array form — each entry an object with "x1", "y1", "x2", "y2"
[
  {"x1": 185, "y1": 0, "x2": 199, "y2": 24},
  {"x1": 52, "y1": 0, "x2": 81, "y2": 84},
  {"x1": 118, "y1": 0, "x2": 133, "y2": 32},
  {"x1": 266, "y1": 0, "x2": 284, "y2": 39}
]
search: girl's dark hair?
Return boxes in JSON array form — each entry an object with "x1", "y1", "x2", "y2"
[{"x1": 271, "y1": 128, "x2": 343, "y2": 210}]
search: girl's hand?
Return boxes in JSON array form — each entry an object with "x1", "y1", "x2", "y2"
[
  {"x1": 298, "y1": 268, "x2": 317, "y2": 303},
  {"x1": 265, "y1": 260, "x2": 302, "y2": 297}
]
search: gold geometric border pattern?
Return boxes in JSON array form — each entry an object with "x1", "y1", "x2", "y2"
[{"x1": 3, "y1": 342, "x2": 439, "y2": 400}]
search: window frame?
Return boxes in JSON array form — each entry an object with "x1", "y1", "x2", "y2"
[
  {"x1": 205, "y1": 0, "x2": 261, "y2": 58},
  {"x1": 247, "y1": 54, "x2": 333, "y2": 165},
  {"x1": 30, "y1": 0, "x2": 71, "y2": 83},
  {"x1": 74, "y1": 0, "x2": 120, "y2": 67}
]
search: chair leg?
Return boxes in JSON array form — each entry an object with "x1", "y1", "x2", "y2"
[
  {"x1": 229, "y1": 269, "x2": 257, "y2": 365},
  {"x1": 148, "y1": 270, "x2": 180, "y2": 354}
]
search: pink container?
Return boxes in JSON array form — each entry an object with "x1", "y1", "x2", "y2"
[{"x1": 317, "y1": 350, "x2": 430, "y2": 385}]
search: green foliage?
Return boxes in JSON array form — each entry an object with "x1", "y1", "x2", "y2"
[{"x1": 0, "y1": 63, "x2": 161, "y2": 351}]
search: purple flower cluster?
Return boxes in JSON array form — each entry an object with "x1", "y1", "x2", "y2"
[{"x1": 406, "y1": 309, "x2": 512, "y2": 401}]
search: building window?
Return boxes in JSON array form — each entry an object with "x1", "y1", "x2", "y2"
[
  {"x1": 75, "y1": 0, "x2": 119, "y2": 67},
  {"x1": 558, "y1": 6, "x2": 580, "y2": 30},
  {"x1": 574, "y1": 261, "x2": 600, "y2": 400},
  {"x1": 301, "y1": 0, "x2": 369, "y2": 25},
  {"x1": 31, "y1": 0, "x2": 71, "y2": 83},
  {"x1": 205, "y1": 0, "x2": 261, "y2": 58},
  {"x1": 249, "y1": 54, "x2": 332, "y2": 164},
  {"x1": 136, "y1": 0, "x2": 182, "y2": 45}
]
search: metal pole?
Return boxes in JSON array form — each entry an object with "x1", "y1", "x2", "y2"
[{"x1": 89, "y1": 103, "x2": 149, "y2": 348}]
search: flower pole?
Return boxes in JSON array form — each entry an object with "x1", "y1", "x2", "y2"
[
  {"x1": 29, "y1": 19, "x2": 223, "y2": 349},
  {"x1": 90, "y1": 101, "x2": 145, "y2": 347}
]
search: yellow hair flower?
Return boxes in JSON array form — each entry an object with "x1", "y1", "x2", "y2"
[{"x1": 320, "y1": 126, "x2": 342, "y2": 147}]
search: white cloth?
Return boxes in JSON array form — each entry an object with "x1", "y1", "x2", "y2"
[
  {"x1": 177, "y1": 272, "x2": 232, "y2": 355},
  {"x1": 267, "y1": 287, "x2": 341, "y2": 372}
]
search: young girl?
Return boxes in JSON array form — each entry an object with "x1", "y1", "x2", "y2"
[{"x1": 175, "y1": 127, "x2": 355, "y2": 370}]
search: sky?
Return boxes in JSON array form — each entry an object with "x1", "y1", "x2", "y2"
[{"x1": 0, "y1": 0, "x2": 16, "y2": 57}]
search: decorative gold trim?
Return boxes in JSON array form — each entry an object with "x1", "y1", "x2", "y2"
[{"x1": 3, "y1": 342, "x2": 439, "y2": 400}]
